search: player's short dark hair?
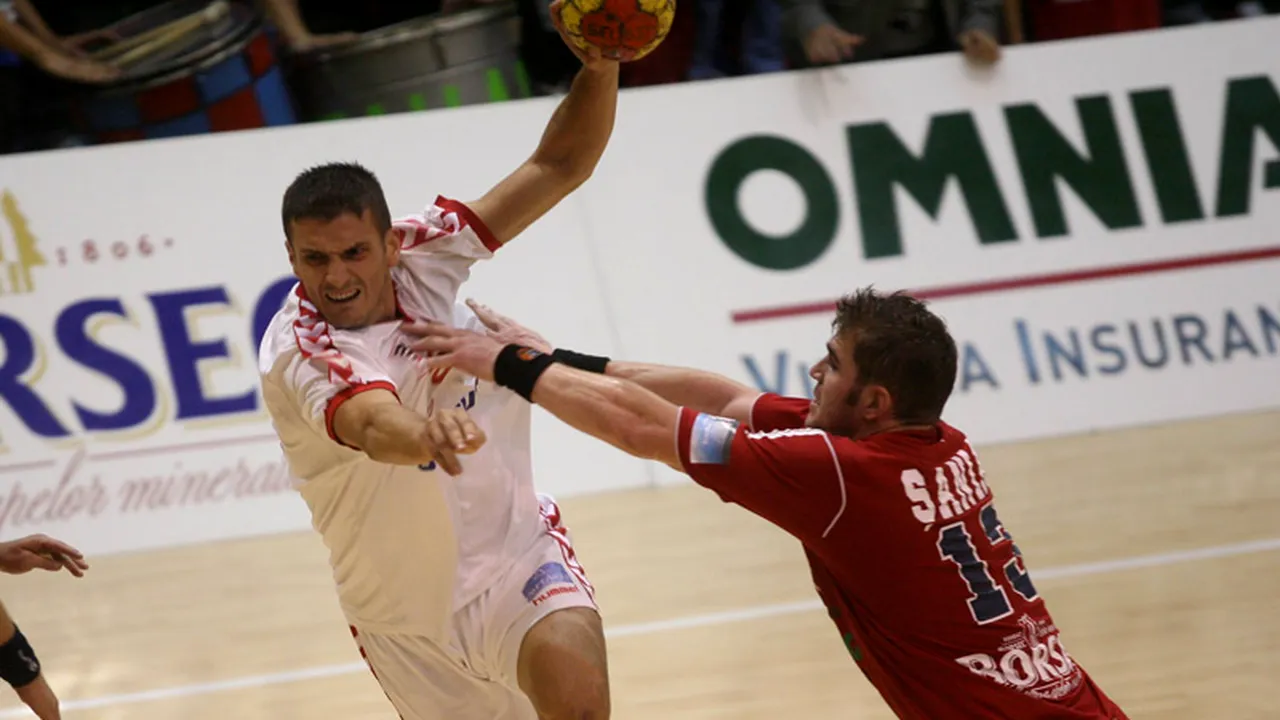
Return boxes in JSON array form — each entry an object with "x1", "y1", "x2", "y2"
[
  {"x1": 832, "y1": 287, "x2": 958, "y2": 424},
  {"x1": 281, "y1": 162, "x2": 392, "y2": 242}
]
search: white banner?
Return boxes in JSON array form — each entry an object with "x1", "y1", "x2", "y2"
[{"x1": 1, "y1": 17, "x2": 1277, "y2": 553}]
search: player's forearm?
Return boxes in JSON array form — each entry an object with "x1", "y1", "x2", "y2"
[
  {"x1": 349, "y1": 406, "x2": 439, "y2": 466},
  {"x1": 605, "y1": 361, "x2": 756, "y2": 420},
  {"x1": 531, "y1": 365, "x2": 681, "y2": 467},
  {"x1": 529, "y1": 63, "x2": 619, "y2": 183}
]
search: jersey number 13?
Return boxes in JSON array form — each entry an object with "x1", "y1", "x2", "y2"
[{"x1": 938, "y1": 503, "x2": 1041, "y2": 625}]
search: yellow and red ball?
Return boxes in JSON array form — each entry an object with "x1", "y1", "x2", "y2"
[{"x1": 557, "y1": 0, "x2": 676, "y2": 62}]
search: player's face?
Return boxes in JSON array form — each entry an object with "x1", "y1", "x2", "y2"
[
  {"x1": 287, "y1": 210, "x2": 401, "y2": 329},
  {"x1": 807, "y1": 333, "x2": 861, "y2": 435}
]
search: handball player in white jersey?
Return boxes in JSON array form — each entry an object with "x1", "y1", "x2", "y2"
[{"x1": 255, "y1": 12, "x2": 618, "y2": 719}]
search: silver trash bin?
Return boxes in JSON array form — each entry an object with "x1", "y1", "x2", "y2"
[{"x1": 286, "y1": 3, "x2": 531, "y2": 122}]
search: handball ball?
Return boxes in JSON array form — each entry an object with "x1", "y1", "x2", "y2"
[{"x1": 557, "y1": 0, "x2": 676, "y2": 62}]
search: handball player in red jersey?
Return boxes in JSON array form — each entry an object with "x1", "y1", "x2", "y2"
[{"x1": 406, "y1": 288, "x2": 1130, "y2": 719}]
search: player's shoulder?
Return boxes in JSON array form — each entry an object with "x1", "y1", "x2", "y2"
[
  {"x1": 391, "y1": 195, "x2": 498, "y2": 254},
  {"x1": 257, "y1": 283, "x2": 305, "y2": 375},
  {"x1": 747, "y1": 392, "x2": 813, "y2": 432},
  {"x1": 256, "y1": 285, "x2": 387, "y2": 382}
]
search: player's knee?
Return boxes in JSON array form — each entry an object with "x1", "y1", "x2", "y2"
[
  {"x1": 519, "y1": 608, "x2": 611, "y2": 720},
  {"x1": 525, "y1": 657, "x2": 610, "y2": 720},
  {"x1": 534, "y1": 675, "x2": 610, "y2": 720}
]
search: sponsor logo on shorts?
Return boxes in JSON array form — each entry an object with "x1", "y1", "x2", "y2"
[{"x1": 522, "y1": 561, "x2": 580, "y2": 606}]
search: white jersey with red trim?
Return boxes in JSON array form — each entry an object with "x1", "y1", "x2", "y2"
[{"x1": 258, "y1": 197, "x2": 543, "y2": 640}]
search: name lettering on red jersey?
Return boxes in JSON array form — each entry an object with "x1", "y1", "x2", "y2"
[
  {"x1": 899, "y1": 447, "x2": 993, "y2": 528},
  {"x1": 897, "y1": 445, "x2": 1085, "y2": 700}
]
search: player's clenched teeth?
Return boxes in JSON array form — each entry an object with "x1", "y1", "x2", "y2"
[{"x1": 326, "y1": 288, "x2": 360, "y2": 303}]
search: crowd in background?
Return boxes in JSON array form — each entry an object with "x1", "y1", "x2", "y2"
[{"x1": 1, "y1": 0, "x2": 1277, "y2": 156}]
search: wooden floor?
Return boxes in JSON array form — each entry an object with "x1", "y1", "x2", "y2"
[{"x1": 2, "y1": 410, "x2": 1278, "y2": 719}]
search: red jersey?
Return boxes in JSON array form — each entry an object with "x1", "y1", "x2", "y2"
[{"x1": 675, "y1": 394, "x2": 1128, "y2": 719}]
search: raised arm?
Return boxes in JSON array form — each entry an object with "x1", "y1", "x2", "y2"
[{"x1": 464, "y1": 3, "x2": 619, "y2": 246}]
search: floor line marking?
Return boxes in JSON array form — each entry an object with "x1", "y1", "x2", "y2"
[{"x1": 3, "y1": 536, "x2": 1278, "y2": 717}]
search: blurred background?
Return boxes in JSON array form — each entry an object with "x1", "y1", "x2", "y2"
[
  {"x1": 1, "y1": 2, "x2": 1279, "y2": 719},
  {"x1": 2, "y1": 0, "x2": 1277, "y2": 155}
]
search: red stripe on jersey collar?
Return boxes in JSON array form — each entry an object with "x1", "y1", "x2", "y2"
[{"x1": 291, "y1": 283, "x2": 417, "y2": 385}]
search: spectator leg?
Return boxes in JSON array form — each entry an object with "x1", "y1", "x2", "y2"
[
  {"x1": 688, "y1": 0, "x2": 725, "y2": 80},
  {"x1": 741, "y1": 0, "x2": 784, "y2": 75}
]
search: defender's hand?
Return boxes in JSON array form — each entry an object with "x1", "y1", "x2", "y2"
[
  {"x1": 465, "y1": 299, "x2": 553, "y2": 354},
  {"x1": 403, "y1": 321, "x2": 504, "y2": 383},
  {"x1": 0, "y1": 534, "x2": 89, "y2": 577}
]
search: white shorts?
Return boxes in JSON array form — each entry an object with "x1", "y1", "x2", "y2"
[{"x1": 349, "y1": 495, "x2": 598, "y2": 720}]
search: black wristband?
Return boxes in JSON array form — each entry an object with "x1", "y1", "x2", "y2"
[
  {"x1": 493, "y1": 344, "x2": 556, "y2": 401},
  {"x1": 551, "y1": 348, "x2": 611, "y2": 374},
  {"x1": 0, "y1": 627, "x2": 40, "y2": 688}
]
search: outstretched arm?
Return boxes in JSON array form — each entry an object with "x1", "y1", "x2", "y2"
[
  {"x1": 465, "y1": 2, "x2": 619, "y2": 246},
  {"x1": 405, "y1": 316, "x2": 684, "y2": 466},
  {"x1": 407, "y1": 321, "x2": 843, "y2": 542},
  {"x1": 603, "y1": 362, "x2": 759, "y2": 424},
  {"x1": 458, "y1": 300, "x2": 762, "y2": 423},
  {"x1": 330, "y1": 391, "x2": 485, "y2": 475},
  {"x1": 530, "y1": 364, "x2": 684, "y2": 468}
]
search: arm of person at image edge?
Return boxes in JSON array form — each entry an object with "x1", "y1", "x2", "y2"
[
  {"x1": 0, "y1": 1, "x2": 119, "y2": 84},
  {"x1": 410, "y1": 307, "x2": 845, "y2": 543},
  {"x1": 443, "y1": 0, "x2": 619, "y2": 251},
  {"x1": 0, "y1": 533, "x2": 93, "y2": 720}
]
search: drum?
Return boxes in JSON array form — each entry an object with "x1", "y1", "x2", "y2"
[
  {"x1": 285, "y1": 3, "x2": 531, "y2": 123},
  {"x1": 74, "y1": 0, "x2": 296, "y2": 145}
]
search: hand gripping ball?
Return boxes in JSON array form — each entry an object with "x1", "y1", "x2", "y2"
[{"x1": 558, "y1": 0, "x2": 676, "y2": 62}]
